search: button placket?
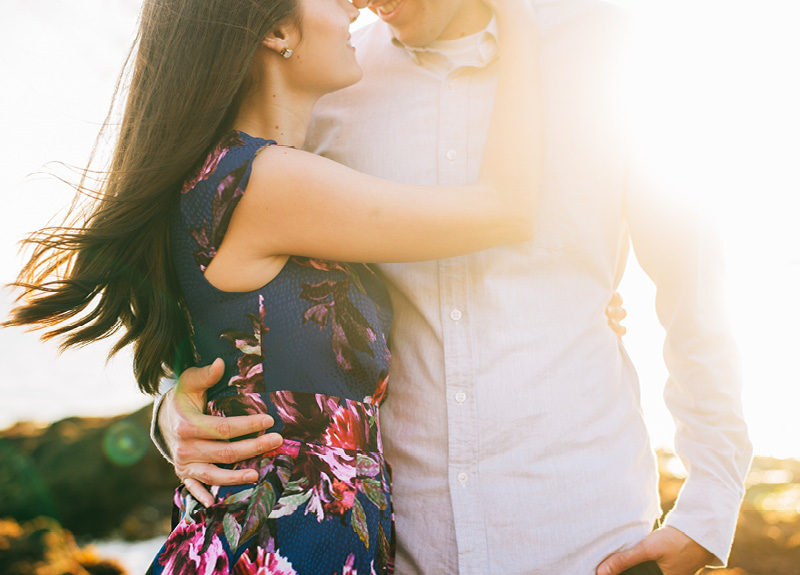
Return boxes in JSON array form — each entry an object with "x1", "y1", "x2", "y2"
[
  {"x1": 439, "y1": 72, "x2": 467, "y2": 181},
  {"x1": 436, "y1": 65, "x2": 488, "y2": 573}
]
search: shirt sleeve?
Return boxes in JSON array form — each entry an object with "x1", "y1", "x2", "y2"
[
  {"x1": 149, "y1": 379, "x2": 177, "y2": 465},
  {"x1": 625, "y1": 160, "x2": 753, "y2": 565}
]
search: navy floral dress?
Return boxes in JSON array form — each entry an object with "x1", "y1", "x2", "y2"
[{"x1": 148, "y1": 132, "x2": 394, "y2": 575}]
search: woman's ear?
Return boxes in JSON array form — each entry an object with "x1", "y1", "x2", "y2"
[{"x1": 261, "y1": 21, "x2": 298, "y2": 57}]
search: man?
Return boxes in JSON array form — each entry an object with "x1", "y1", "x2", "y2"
[{"x1": 154, "y1": 1, "x2": 751, "y2": 573}]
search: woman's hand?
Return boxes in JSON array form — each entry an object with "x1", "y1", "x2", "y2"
[{"x1": 606, "y1": 292, "x2": 627, "y2": 338}]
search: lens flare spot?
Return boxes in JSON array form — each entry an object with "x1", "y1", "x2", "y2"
[{"x1": 102, "y1": 420, "x2": 148, "y2": 467}]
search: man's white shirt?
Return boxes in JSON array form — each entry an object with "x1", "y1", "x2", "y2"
[{"x1": 304, "y1": 1, "x2": 751, "y2": 574}]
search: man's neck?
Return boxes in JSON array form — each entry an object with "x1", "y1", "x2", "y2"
[{"x1": 437, "y1": 0, "x2": 492, "y2": 41}]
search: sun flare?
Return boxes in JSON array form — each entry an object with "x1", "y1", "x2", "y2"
[{"x1": 616, "y1": 0, "x2": 800, "y2": 458}]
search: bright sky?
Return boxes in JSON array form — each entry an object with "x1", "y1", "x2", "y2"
[
  {"x1": 613, "y1": 0, "x2": 800, "y2": 460},
  {"x1": 1, "y1": 1, "x2": 798, "y2": 458}
]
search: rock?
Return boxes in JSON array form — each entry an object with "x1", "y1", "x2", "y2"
[
  {"x1": 0, "y1": 405, "x2": 176, "y2": 540},
  {"x1": 0, "y1": 516, "x2": 127, "y2": 575}
]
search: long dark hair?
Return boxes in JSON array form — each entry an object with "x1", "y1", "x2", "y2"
[{"x1": 4, "y1": 0, "x2": 300, "y2": 394}]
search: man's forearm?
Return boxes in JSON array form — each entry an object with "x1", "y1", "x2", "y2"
[{"x1": 626, "y1": 165, "x2": 752, "y2": 564}]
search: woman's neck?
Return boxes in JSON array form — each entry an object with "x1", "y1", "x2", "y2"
[{"x1": 233, "y1": 81, "x2": 318, "y2": 149}]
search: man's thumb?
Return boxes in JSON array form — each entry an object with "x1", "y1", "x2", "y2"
[
  {"x1": 596, "y1": 542, "x2": 650, "y2": 575},
  {"x1": 180, "y1": 358, "x2": 225, "y2": 394}
]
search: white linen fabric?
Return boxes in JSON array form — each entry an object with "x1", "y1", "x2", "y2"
[{"x1": 303, "y1": 1, "x2": 752, "y2": 574}]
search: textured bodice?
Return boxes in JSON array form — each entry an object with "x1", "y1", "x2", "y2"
[{"x1": 170, "y1": 131, "x2": 393, "y2": 443}]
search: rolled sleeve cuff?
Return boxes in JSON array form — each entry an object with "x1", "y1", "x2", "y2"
[
  {"x1": 149, "y1": 379, "x2": 177, "y2": 465},
  {"x1": 662, "y1": 478, "x2": 747, "y2": 566}
]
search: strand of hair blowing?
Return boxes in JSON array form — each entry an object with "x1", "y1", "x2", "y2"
[{"x1": 4, "y1": 0, "x2": 300, "y2": 394}]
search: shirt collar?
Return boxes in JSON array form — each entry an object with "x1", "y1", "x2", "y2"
[{"x1": 390, "y1": 16, "x2": 499, "y2": 72}]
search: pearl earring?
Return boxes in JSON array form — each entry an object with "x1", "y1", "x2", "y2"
[{"x1": 280, "y1": 47, "x2": 293, "y2": 59}]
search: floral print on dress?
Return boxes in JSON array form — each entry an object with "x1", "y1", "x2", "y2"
[
  {"x1": 154, "y1": 520, "x2": 229, "y2": 575},
  {"x1": 181, "y1": 131, "x2": 244, "y2": 194},
  {"x1": 190, "y1": 161, "x2": 249, "y2": 272},
  {"x1": 299, "y1": 278, "x2": 377, "y2": 381},
  {"x1": 233, "y1": 548, "x2": 298, "y2": 575},
  {"x1": 159, "y1": 131, "x2": 394, "y2": 575},
  {"x1": 163, "y1": 284, "x2": 391, "y2": 573},
  {"x1": 205, "y1": 389, "x2": 389, "y2": 518},
  {"x1": 219, "y1": 295, "x2": 269, "y2": 394},
  {"x1": 161, "y1": 392, "x2": 392, "y2": 575}
]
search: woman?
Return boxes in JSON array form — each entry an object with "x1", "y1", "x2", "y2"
[{"x1": 6, "y1": 0, "x2": 541, "y2": 573}]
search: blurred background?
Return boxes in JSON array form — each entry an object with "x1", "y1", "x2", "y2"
[{"x1": 1, "y1": 1, "x2": 799, "y2": 573}]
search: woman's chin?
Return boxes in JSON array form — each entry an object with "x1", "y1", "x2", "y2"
[{"x1": 326, "y1": 66, "x2": 364, "y2": 95}]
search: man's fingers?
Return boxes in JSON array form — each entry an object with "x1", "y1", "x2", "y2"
[
  {"x1": 175, "y1": 412, "x2": 277, "y2": 442},
  {"x1": 177, "y1": 463, "x2": 259, "y2": 499},
  {"x1": 183, "y1": 477, "x2": 215, "y2": 508},
  {"x1": 174, "y1": 429, "x2": 286, "y2": 506},
  {"x1": 173, "y1": 431, "x2": 283, "y2": 466},
  {"x1": 177, "y1": 358, "x2": 226, "y2": 395},
  {"x1": 180, "y1": 463, "x2": 259, "y2": 488},
  {"x1": 218, "y1": 431, "x2": 283, "y2": 462},
  {"x1": 596, "y1": 543, "x2": 652, "y2": 575}
]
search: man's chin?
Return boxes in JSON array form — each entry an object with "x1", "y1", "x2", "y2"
[{"x1": 387, "y1": 25, "x2": 437, "y2": 49}]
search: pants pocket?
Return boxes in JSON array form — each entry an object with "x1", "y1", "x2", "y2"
[{"x1": 620, "y1": 561, "x2": 664, "y2": 575}]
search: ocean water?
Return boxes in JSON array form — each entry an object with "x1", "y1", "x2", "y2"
[
  {"x1": 92, "y1": 537, "x2": 164, "y2": 574},
  {"x1": 0, "y1": 292, "x2": 152, "y2": 429}
]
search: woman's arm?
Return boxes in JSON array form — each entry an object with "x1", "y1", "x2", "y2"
[
  {"x1": 210, "y1": 1, "x2": 542, "y2": 287},
  {"x1": 234, "y1": 143, "x2": 534, "y2": 264}
]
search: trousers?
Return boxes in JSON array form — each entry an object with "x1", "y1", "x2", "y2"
[{"x1": 621, "y1": 562, "x2": 664, "y2": 575}]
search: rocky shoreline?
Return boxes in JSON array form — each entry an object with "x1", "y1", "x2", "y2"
[
  {"x1": 0, "y1": 516, "x2": 128, "y2": 575},
  {"x1": 1, "y1": 408, "x2": 798, "y2": 574},
  {"x1": 0, "y1": 405, "x2": 175, "y2": 542},
  {"x1": 0, "y1": 405, "x2": 173, "y2": 575}
]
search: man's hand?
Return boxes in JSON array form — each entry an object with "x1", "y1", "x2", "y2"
[
  {"x1": 606, "y1": 291, "x2": 627, "y2": 338},
  {"x1": 596, "y1": 526, "x2": 715, "y2": 575},
  {"x1": 158, "y1": 358, "x2": 283, "y2": 507}
]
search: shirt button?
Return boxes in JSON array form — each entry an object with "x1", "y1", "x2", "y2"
[
  {"x1": 449, "y1": 309, "x2": 462, "y2": 321},
  {"x1": 455, "y1": 391, "x2": 467, "y2": 403},
  {"x1": 446, "y1": 149, "x2": 458, "y2": 161},
  {"x1": 457, "y1": 472, "x2": 469, "y2": 484}
]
